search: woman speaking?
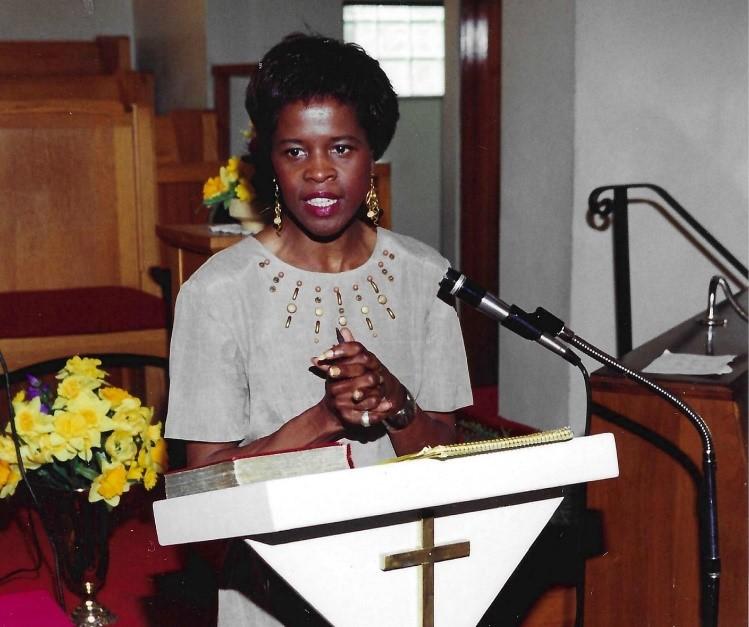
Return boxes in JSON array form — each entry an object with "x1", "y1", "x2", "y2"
[{"x1": 166, "y1": 33, "x2": 472, "y2": 626}]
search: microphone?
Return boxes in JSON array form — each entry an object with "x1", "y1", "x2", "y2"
[{"x1": 438, "y1": 267, "x2": 581, "y2": 366}]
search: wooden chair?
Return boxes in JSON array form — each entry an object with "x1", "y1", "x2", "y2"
[{"x1": 0, "y1": 99, "x2": 167, "y2": 405}]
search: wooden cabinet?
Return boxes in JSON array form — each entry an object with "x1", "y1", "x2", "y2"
[{"x1": 585, "y1": 293, "x2": 747, "y2": 626}]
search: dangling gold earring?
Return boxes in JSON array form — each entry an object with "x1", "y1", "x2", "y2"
[
  {"x1": 273, "y1": 179, "x2": 283, "y2": 232},
  {"x1": 365, "y1": 176, "x2": 380, "y2": 226}
]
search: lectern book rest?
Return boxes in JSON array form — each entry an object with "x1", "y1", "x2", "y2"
[{"x1": 154, "y1": 434, "x2": 618, "y2": 627}]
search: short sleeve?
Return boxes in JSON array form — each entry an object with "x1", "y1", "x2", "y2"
[
  {"x1": 415, "y1": 295, "x2": 473, "y2": 412},
  {"x1": 165, "y1": 280, "x2": 251, "y2": 442}
]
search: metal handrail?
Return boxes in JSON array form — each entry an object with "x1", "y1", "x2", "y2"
[{"x1": 587, "y1": 183, "x2": 748, "y2": 356}]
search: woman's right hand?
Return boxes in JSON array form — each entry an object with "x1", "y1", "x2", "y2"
[{"x1": 314, "y1": 328, "x2": 393, "y2": 429}]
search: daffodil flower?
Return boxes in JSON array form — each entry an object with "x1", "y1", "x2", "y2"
[
  {"x1": 1, "y1": 356, "x2": 166, "y2": 507},
  {"x1": 0, "y1": 461, "x2": 20, "y2": 498},
  {"x1": 58, "y1": 356, "x2": 107, "y2": 381},
  {"x1": 89, "y1": 459, "x2": 130, "y2": 507}
]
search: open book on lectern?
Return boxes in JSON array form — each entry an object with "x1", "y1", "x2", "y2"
[{"x1": 154, "y1": 432, "x2": 618, "y2": 627}]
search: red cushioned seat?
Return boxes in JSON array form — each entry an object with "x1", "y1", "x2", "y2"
[{"x1": 0, "y1": 287, "x2": 166, "y2": 338}]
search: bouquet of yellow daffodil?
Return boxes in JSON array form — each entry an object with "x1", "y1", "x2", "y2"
[
  {"x1": 0, "y1": 357, "x2": 167, "y2": 508},
  {"x1": 203, "y1": 156, "x2": 254, "y2": 211},
  {"x1": 203, "y1": 156, "x2": 264, "y2": 234}
]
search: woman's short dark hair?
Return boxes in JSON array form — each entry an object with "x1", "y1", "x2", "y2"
[{"x1": 245, "y1": 33, "x2": 399, "y2": 204}]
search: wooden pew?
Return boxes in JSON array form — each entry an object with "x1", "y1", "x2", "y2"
[
  {"x1": 0, "y1": 36, "x2": 130, "y2": 77},
  {"x1": 0, "y1": 99, "x2": 167, "y2": 403},
  {"x1": 0, "y1": 72, "x2": 153, "y2": 106},
  {"x1": 154, "y1": 110, "x2": 222, "y2": 263}
]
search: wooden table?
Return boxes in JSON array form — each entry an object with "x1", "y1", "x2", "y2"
[
  {"x1": 156, "y1": 223, "x2": 244, "y2": 311},
  {"x1": 585, "y1": 292, "x2": 747, "y2": 626}
]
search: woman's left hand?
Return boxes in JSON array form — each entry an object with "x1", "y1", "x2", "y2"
[{"x1": 313, "y1": 327, "x2": 405, "y2": 429}]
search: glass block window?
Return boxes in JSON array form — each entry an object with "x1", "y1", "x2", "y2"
[{"x1": 343, "y1": 4, "x2": 445, "y2": 97}]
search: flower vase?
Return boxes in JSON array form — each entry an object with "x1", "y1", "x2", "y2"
[
  {"x1": 36, "y1": 486, "x2": 116, "y2": 626},
  {"x1": 228, "y1": 198, "x2": 265, "y2": 234}
]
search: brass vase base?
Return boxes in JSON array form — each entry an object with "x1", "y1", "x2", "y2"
[{"x1": 70, "y1": 582, "x2": 117, "y2": 626}]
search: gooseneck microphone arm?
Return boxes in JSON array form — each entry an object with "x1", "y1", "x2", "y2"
[
  {"x1": 440, "y1": 267, "x2": 720, "y2": 627},
  {"x1": 438, "y1": 268, "x2": 581, "y2": 366}
]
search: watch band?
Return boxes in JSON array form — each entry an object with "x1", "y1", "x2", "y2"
[{"x1": 384, "y1": 387, "x2": 417, "y2": 432}]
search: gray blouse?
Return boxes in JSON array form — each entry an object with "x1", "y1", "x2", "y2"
[
  {"x1": 166, "y1": 228, "x2": 473, "y2": 464},
  {"x1": 165, "y1": 228, "x2": 473, "y2": 625}
]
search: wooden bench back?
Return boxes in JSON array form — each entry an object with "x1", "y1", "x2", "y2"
[
  {"x1": 0, "y1": 99, "x2": 159, "y2": 295},
  {"x1": 0, "y1": 72, "x2": 154, "y2": 106},
  {"x1": 0, "y1": 36, "x2": 130, "y2": 77},
  {"x1": 156, "y1": 109, "x2": 219, "y2": 165}
]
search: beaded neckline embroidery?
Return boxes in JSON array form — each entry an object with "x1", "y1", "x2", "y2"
[{"x1": 259, "y1": 248, "x2": 397, "y2": 343}]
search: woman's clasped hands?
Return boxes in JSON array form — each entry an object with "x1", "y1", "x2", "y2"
[{"x1": 313, "y1": 327, "x2": 404, "y2": 430}]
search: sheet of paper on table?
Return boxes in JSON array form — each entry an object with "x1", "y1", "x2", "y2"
[
  {"x1": 642, "y1": 349, "x2": 736, "y2": 375},
  {"x1": 209, "y1": 224, "x2": 253, "y2": 235}
]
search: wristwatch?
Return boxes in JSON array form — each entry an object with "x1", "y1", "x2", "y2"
[{"x1": 384, "y1": 387, "x2": 417, "y2": 432}]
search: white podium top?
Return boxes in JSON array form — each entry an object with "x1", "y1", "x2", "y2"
[{"x1": 154, "y1": 433, "x2": 618, "y2": 546}]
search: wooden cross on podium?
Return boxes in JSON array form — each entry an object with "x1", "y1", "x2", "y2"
[{"x1": 381, "y1": 516, "x2": 471, "y2": 627}]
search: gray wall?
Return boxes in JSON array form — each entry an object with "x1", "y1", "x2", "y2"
[
  {"x1": 0, "y1": 0, "x2": 132, "y2": 42},
  {"x1": 204, "y1": 0, "x2": 343, "y2": 82},
  {"x1": 133, "y1": 0, "x2": 206, "y2": 112},
  {"x1": 382, "y1": 98, "x2": 443, "y2": 251},
  {"x1": 499, "y1": 0, "x2": 748, "y2": 433},
  {"x1": 441, "y1": 0, "x2": 461, "y2": 264},
  {"x1": 499, "y1": 0, "x2": 577, "y2": 432}
]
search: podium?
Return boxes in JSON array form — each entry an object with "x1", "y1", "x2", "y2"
[{"x1": 154, "y1": 434, "x2": 618, "y2": 626}]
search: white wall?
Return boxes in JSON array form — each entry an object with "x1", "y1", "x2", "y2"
[
  {"x1": 499, "y1": 0, "x2": 748, "y2": 433},
  {"x1": 0, "y1": 0, "x2": 132, "y2": 41},
  {"x1": 133, "y1": 0, "x2": 206, "y2": 112}
]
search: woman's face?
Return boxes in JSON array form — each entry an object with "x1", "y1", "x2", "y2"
[{"x1": 271, "y1": 97, "x2": 373, "y2": 239}]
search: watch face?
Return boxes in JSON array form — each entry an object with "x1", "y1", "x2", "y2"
[{"x1": 385, "y1": 390, "x2": 416, "y2": 431}]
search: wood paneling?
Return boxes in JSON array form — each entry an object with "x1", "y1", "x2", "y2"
[{"x1": 460, "y1": 0, "x2": 501, "y2": 386}]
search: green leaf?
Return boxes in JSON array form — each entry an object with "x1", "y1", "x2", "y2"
[{"x1": 72, "y1": 458, "x2": 99, "y2": 482}]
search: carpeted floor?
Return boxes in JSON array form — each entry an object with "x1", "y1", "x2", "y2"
[{"x1": 0, "y1": 485, "x2": 207, "y2": 626}]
